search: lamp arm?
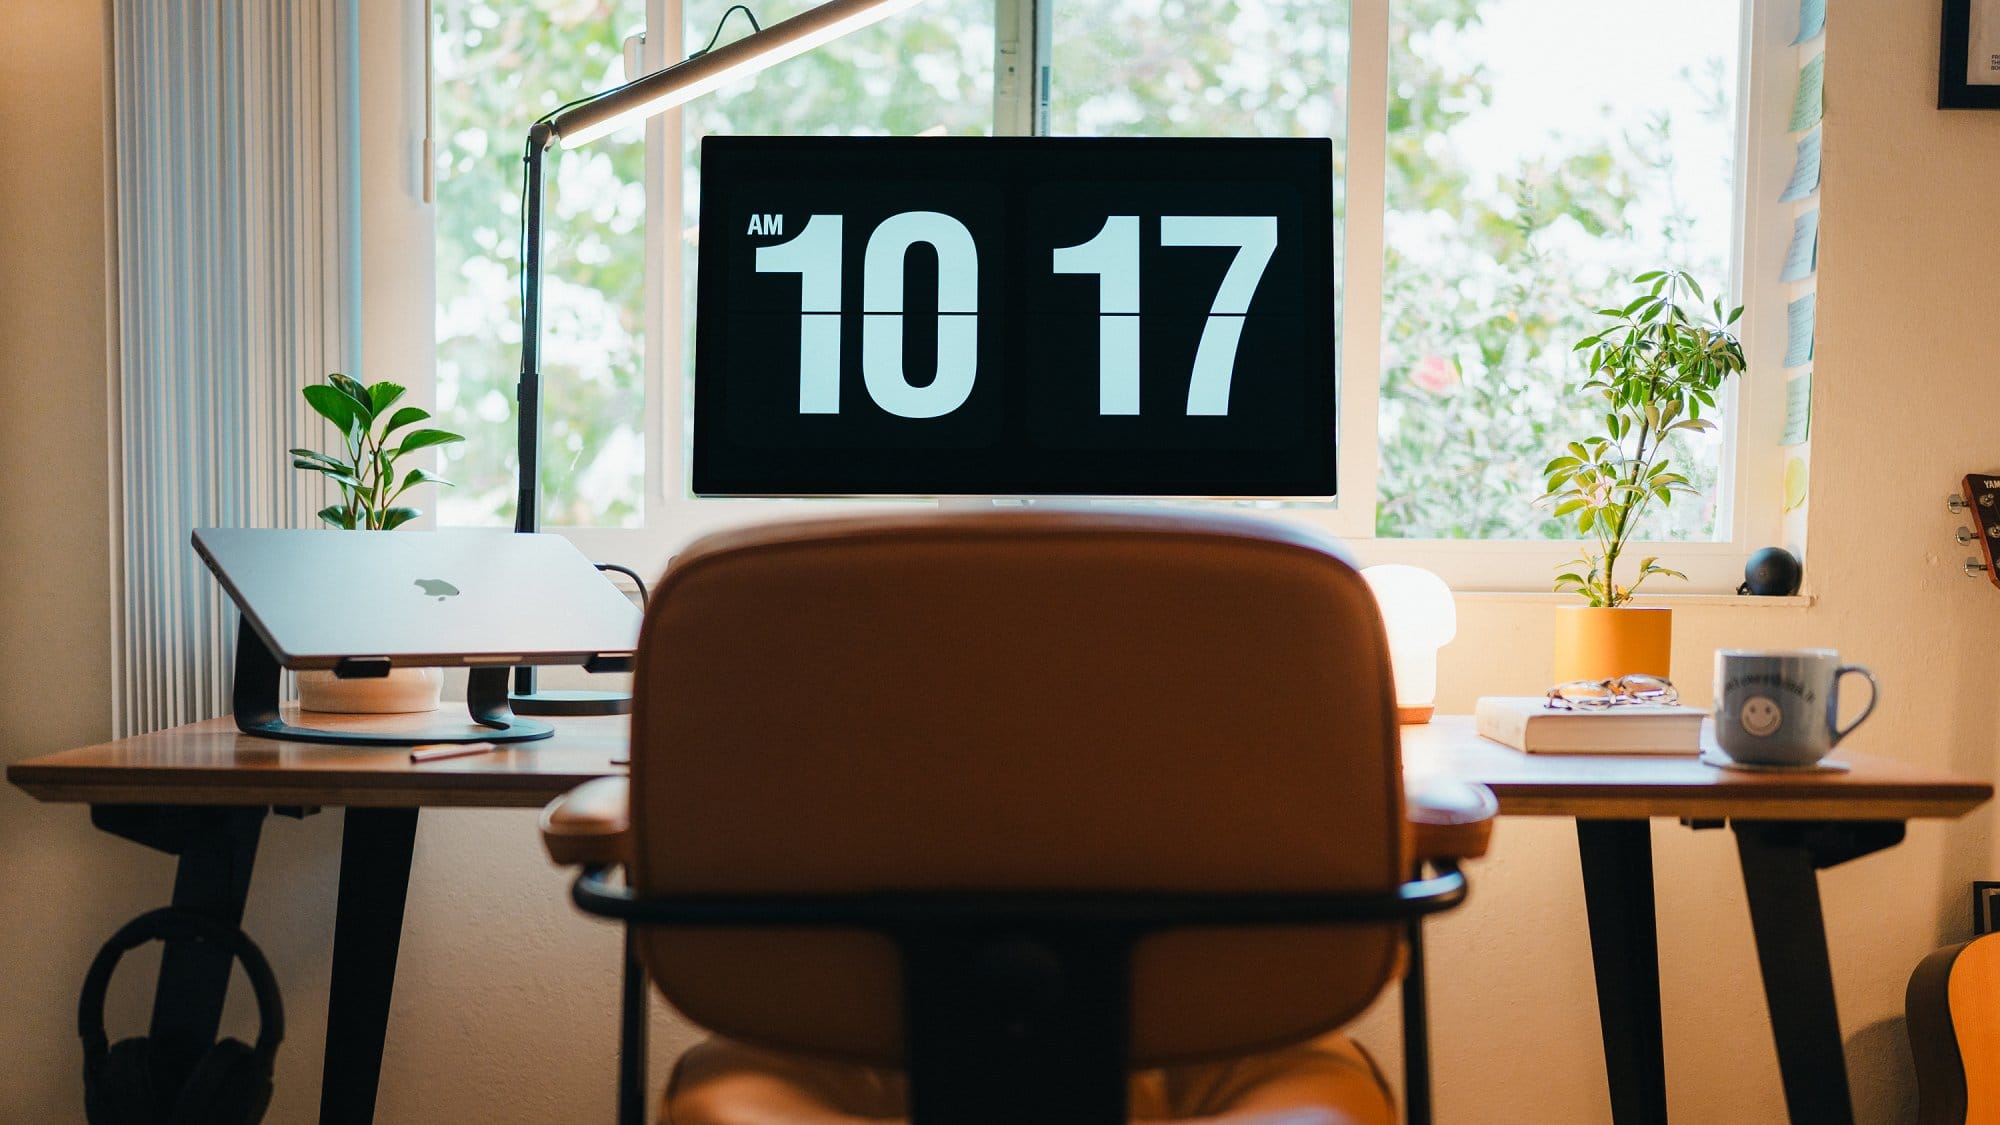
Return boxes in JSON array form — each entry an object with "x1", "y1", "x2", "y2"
[
  {"x1": 513, "y1": 123, "x2": 554, "y2": 701},
  {"x1": 517, "y1": 121, "x2": 554, "y2": 540}
]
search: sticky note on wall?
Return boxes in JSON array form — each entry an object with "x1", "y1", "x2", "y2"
[
  {"x1": 1790, "y1": 54, "x2": 1824, "y2": 132},
  {"x1": 1793, "y1": 0, "x2": 1826, "y2": 44},
  {"x1": 1783, "y1": 294, "x2": 1815, "y2": 368},
  {"x1": 1780, "y1": 209, "x2": 1819, "y2": 281},
  {"x1": 1781, "y1": 372, "x2": 1812, "y2": 446},
  {"x1": 1778, "y1": 130, "x2": 1821, "y2": 203}
]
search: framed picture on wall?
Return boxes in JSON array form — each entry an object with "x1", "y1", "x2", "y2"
[{"x1": 1941, "y1": 0, "x2": 2000, "y2": 107}]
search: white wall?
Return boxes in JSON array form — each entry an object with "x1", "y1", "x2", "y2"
[
  {"x1": 4, "y1": 0, "x2": 1999, "y2": 1121},
  {"x1": 0, "y1": 0, "x2": 136, "y2": 1115}
]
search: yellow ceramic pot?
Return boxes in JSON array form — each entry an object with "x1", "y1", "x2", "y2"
[{"x1": 1550, "y1": 606, "x2": 1672, "y2": 684}]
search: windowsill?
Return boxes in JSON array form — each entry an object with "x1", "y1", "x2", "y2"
[{"x1": 1453, "y1": 591, "x2": 1815, "y2": 608}]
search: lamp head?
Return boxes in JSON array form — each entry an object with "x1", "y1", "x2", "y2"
[
  {"x1": 1360, "y1": 564, "x2": 1457, "y2": 722},
  {"x1": 549, "y1": 0, "x2": 926, "y2": 148}
]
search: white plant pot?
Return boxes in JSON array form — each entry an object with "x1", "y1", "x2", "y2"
[{"x1": 298, "y1": 667, "x2": 444, "y2": 714}]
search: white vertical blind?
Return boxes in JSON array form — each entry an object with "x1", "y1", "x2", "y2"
[{"x1": 111, "y1": 0, "x2": 355, "y2": 735}]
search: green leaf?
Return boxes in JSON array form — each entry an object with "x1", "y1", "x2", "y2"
[
  {"x1": 291, "y1": 460, "x2": 364, "y2": 489},
  {"x1": 368, "y1": 382, "x2": 407, "y2": 416},
  {"x1": 316, "y1": 504, "x2": 355, "y2": 530},
  {"x1": 379, "y1": 506, "x2": 421, "y2": 530},
  {"x1": 288, "y1": 448, "x2": 347, "y2": 471},
  {"x1": 326, "y1": 374, "x2": 376, "y2": 426},
  {"x1": 394, "y1": 428, "x2": 466, "y2": 456},
  {"x1": 383, "y1": 406, "x2": 431, "y2": 436},
  {"x1": 399, "y1": 467, "x2": 453, "y2": 492},
  {"x1": 302, "y1": 385, "x2": 358, "y2": 433}
]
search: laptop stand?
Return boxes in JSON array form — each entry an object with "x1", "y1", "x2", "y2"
[{"x1": 230, "y1": 621, "x2": 554, "y2": 746}]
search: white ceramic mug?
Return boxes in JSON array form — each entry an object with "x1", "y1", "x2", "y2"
[{"x1": 1713, "y1": 649, "x2": 1878, "y2": 766}]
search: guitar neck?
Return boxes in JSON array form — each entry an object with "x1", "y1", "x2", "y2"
[{"x1": 1962, "y1": 474, "x2": 2000, "y2": 590}]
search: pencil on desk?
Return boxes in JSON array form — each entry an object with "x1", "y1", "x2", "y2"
[{"x1": 409, "y1": 741, "x2": 500, "y2": 763}]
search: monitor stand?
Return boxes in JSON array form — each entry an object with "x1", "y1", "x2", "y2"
[{"x1": 229, "y1": 622, "x2": 554, "y2": 746}]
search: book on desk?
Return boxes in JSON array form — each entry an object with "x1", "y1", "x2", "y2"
[{"x1": 1472, "y1": 696, "x2": 1705, "y2": 755}]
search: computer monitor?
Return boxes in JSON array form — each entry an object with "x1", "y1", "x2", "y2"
[{"x1": 691, "y1": 135, "x2": 1336, "y2": 498}]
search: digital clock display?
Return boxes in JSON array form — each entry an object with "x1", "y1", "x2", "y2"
[{"x1": 691, "y1": 136, "x2": 1336, "y2": 497}]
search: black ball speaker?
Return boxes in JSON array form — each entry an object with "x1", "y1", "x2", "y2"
[{"x1": 1738, "y1": 547, "x2": 1803, "y2": 596}]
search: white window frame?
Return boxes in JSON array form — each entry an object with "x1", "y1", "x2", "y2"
[{"x1": 405, "y1": 0, "x2": 1799, "y2": 595}]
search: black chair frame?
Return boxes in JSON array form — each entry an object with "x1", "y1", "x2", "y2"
[{"x1": 574, "y1": 863, "x2": 1467, "y2": 1125}]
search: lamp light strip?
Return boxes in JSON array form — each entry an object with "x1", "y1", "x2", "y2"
[{"x1": 554, "y1": 0, "x2": 926, "y2": 148}]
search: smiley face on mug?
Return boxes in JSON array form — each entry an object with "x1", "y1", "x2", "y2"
[{"x1": 1739, "y1": 695, "x2": 1783, "y2": 737}]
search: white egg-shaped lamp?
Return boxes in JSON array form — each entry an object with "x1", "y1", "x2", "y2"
[{"x1": 1360, "y1": 564, "x2": 1457, "y2": 724}]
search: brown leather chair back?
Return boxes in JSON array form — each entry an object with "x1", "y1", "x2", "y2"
[{"x1": 628, "y1": 509, "x2": 1407, "y2": 1068}]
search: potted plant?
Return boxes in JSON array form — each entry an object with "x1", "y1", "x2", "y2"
[
  {"x1": 289, "y1": 373, "x2": 465, "y2": 712},
  {"x1": 1539, "y1": 268, "x2": 1747, "y2": 682}
]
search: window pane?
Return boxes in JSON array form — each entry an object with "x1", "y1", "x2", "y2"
[
  {"x1": 1050, "y1": 0, "x2": 1349, "y2": 143},
  {"x1": 678, "y1": 0, "x2": 996, "y2": 466},
  {"x1": 1376, "y1": 0, "x2": 1740, "y2": 539},
  {"x1": 434, "y1": 0, "x2": 648, "y2": 529}
]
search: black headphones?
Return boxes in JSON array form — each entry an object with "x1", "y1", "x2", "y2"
[{"x1": 79, "y1": 909, "x2": 284, "y2": 1125}]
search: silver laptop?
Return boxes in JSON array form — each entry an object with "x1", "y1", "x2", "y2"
[{"x1": 193, "y1": 528, "x2": 642, "y2": 670}]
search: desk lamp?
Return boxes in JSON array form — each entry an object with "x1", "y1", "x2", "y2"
[
  {"x1": 512, "y1": 0, "x2": 926, "y2": 715},
  {"x1": 1360, "y1": 564, "x2": 1457, "y2": 724}
]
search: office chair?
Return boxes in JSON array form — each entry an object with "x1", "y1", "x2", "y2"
[{"x1": 541, "y1": 509, "x2": 1495, "y2": 1124}]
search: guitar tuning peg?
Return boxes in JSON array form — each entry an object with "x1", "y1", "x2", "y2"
[
  {"x1": 1950, "y1": 495, "x2": 1971, "y2": 514},
  {"x1": 1967, "y1": 557, "x2": 1991, "y2": 578},
  {"x1": 1959, "y1": 527, "x2": 1978, "y2": 545}
]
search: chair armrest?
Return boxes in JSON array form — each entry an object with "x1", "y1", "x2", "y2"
[
  {"x1": 540, "y1": 777, "x2": 631, "y2": 868},
  {"x1": 1405, "y1": 779, "x2": 1498, "y2": 862}
]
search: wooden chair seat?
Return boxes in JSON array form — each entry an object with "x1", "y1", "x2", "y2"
[{"x1": 664, "y1": 1032, "x2": 1395, "y2": 1125}]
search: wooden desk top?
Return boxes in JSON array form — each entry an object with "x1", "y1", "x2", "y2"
[
  {"x1": 9, "y1": 713, "x2": 1992, "y2": 822},
  {"x1": 1402, "y1": 717, "x2": 1992, "y2": 821},
  {"x1": 7, "y1": 712, "x2": 628, "y2": 809}
]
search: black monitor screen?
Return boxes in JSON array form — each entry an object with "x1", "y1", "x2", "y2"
[{"x1": 691, "y1": 136, "x2": 1336, "y2": 497}]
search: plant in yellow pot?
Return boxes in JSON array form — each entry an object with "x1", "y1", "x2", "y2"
[
  {"x1": 288, "y1": 373, "x2": 465, "y2": 713},
  {"x1": 1540, "y1": 269, "x2": 1746, "y2": 683}
]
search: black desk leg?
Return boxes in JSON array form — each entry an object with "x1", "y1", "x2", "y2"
[
  {"x1": 87, "y1": 806, "x2": 268, "y2": 1056},
  {"x1": 320, "y1": 807, "x2": 420, "y2": 1125},
  {"x1": 1733, "y1": 821, "x2": 1863, "y2": 1125},
  {"x1": 1577, "y1": 819, "x2": 1670, "y2": 1125}
]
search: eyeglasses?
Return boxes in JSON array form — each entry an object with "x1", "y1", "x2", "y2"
[{"x1": 1545, "y1": 674, "x2": 1679, "y2": 711}]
